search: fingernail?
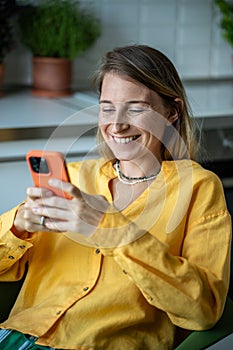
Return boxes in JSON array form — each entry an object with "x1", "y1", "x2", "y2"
[
  {"x1": 32, "y1": 207, "x2": 39, "y2": 213},
  {"x1": 45, "y1": 191, "x2": 53, "y2": 197}
]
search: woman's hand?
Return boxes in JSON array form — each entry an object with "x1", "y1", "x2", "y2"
[
  {"x1": 13, "y1": 187, "x2": 54, "y2": 234},
  {"x1": 14, "y1": 179, "x2": 110, "y2": 236}
]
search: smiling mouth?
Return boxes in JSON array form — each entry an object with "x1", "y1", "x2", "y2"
[{"x1": 113, "y1": 135, "x2": 140, "y2": 144}]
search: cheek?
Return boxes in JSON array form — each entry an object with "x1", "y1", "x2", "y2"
[
  {"x1": 134, "y1": 115, "x2": 167, "y2": 141},
  {"x1": 98, "y1": 124, "x2": 109, "y2": 141},
  {"x1": 98, "y1": 114, "x2": 109, "y2": 133}
]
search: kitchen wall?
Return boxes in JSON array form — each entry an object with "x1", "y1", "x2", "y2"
[{"x1": 3, "y1": 0, "x2": 233, "y2": 90}]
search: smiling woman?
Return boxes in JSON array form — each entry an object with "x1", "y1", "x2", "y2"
[
  {"x1": 94, "y1": 46, "x2": 198, "y2": 166},
  {"x1": 98, "y1": 72, "x2": 176, "y2": 176},
  {"x1": 0, "y1": 45, "x2": 231, "y2": 350}
]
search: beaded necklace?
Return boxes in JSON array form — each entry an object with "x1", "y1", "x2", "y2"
[{"x1": 115, "y1": 160, "x2": 160, "y2": 185}]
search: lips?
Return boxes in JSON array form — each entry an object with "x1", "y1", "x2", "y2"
[{"x1": 113, "y1": 135, "x2": 140, "y2": 144}]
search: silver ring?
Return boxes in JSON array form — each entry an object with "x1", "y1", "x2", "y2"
[{"x1": 40, "y1": 216, "x2": 46, "y2": 227}]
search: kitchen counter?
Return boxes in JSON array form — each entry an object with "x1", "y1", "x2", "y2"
[
  {"x1": 184, "y1": 80, "x2": 233, "y2": 129},
  {"x1": 0, "y1": 89, "x2": 98, "y2": 139},
  {"x1": 1, "y1": 81, "x2": 233, "y2": 129},
  {"x1": 0, "y1": 89, "x2": 98, "y2": 129},
  {"x1": 0, "y1": 89, "x2": 99, "y2": 162}
]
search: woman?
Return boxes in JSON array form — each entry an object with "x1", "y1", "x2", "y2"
[{"x1": 0, "y1": 45, "x2": 231, "y2": 350}]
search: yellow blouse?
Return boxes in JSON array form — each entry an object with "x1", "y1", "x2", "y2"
[{"x1": 0, "y1": 159, "x2": 231, "y2": 350}]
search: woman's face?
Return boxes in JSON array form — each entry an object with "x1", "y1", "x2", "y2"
[{"x1": 98, "y1": 72, "x2": 172, "y2": 163}]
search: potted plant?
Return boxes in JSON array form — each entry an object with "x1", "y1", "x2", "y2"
[
  {"x1": 18, "y1": 0, "x2": 101, "y2": 97},
  {"x1": 0, "y1": 1, "x2": 15, "y2": 96},
  {"x1": 214, "y1": 0, "x2": 233, "y2": 48}
]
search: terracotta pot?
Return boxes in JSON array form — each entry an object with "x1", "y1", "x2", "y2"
[
  {"x1": 0, "y1": 64, "x2": 5, "y2": 97},
  {"x1": 32, "y1": 57, "x2": 72, "y2": 98}
]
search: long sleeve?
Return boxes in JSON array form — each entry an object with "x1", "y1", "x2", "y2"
[
  {"x1": 99, "y1": 164, "x2": 232, "y2": 331},
  {"x1": 113, "y1": 216, "x2": 230, "y2": 330},
  {"x1": 0, "y1": 206, "x2": 33, "y2": 281}
]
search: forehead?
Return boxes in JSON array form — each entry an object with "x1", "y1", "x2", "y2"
[{"x1": 100, "y1": 72, "x2": 159, "y2": 104}]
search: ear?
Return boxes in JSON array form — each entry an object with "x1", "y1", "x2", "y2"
[{"x1": 167, "y1": 98, "x2": 183, "y2": 125}]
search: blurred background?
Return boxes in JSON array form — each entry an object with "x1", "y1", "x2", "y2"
[
  {"x1": 0, "y1": 0, "x2": 233, "y2": 217},
  {"x1": 2, "y1": 0, "x2": 233, "y2": 88}
]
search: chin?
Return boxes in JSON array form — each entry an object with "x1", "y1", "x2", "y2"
[{"x1": 111, "y1": 149, "x2": 145, "y2": 162}]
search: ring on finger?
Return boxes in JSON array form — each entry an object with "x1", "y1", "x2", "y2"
[{"x1": 40, "y1": 215, "x2": 46, "y2": 227}]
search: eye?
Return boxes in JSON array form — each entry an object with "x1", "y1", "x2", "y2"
[
  {"x1": 100, "y1": 105, "x2": 115, "y2": 114},
  {"x1": 129, "y1": 108, "x2": 145, "y2": 114},
  {"x1": 127, "y1": 106, "x2": 151, "y2": 116}
]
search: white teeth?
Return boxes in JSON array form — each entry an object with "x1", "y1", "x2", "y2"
[{"x1": 114, "y1": 136, "x2": 137, "y2": 144}]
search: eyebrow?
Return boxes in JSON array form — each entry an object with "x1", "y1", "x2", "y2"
[{"x1": 99, "y1": 100, "x2": 151, "y2": 105}]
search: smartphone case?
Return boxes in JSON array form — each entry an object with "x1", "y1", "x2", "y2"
[{"x1": 26, "y1": 150, "x2": 71, "y2": 199}]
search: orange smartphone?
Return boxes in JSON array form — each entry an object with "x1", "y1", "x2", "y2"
[{"x1": 26, "y1": 150, "x2": 72, "y2": 199}]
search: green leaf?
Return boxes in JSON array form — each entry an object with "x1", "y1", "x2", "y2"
[{"x1": 18, "y1": 0, "x2": 101, "y2": 60}]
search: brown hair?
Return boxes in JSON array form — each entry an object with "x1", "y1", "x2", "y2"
[{"x1": 93, "y1": 45, "x2": 201, "y2": 161}]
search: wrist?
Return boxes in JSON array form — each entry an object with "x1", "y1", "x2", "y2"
[{"x1": 12, "y1": 204, "x2": 27, "y2": 239}]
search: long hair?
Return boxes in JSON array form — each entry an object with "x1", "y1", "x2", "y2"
[{"x1": 93, "y1": 45, "x2": 201, "y2": 161}]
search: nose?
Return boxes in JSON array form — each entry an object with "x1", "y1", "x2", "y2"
[
  {"x1": 110, "y1": 121, "x2": 129, "y2": 133},
  {"x1": 110, "y1": 107, "x2": 130, "y2": 133}
]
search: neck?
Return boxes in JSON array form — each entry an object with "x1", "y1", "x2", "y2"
[
  {"x1": 118, "y1": 157, "x2": 161, "y2": 179},
  {"x1": 114, "y1": 158, "x2": 162, "y2": 186}
]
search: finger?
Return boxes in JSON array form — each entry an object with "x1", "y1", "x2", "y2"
[
  {"x1": 48, "y1": 178, "x2": 80, "y2": 198},
  {"x1": 48, "y1": 178, "x2": 105, "y2": 209},
  {"x1": 35, "y1": 194, "x2": 72, "y2": 211},
  {"x1": 31, "y1": 206, "x2": 73, "y2": 221},
  {"x1": 26, "y1": 186, "x2": 54, "y2": 199},
  {"x1": 42, "y1": 219, "x2": 69, "y2": 232},
  {"x1": 48, "y1": 179, "x2": 109, "y2": 214},
  {"x1": 24, "y1": 218, "x2": 44, "y2": 232},
  {"x1": 21, "y1": 208, "x2": 52, "y2": 232},
  {"x1": 24, "y1": 220, "x2": 53, "y2": 233},
  {"x1": 45, "y1": 218, "x2": 96, "y2": 235}
]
